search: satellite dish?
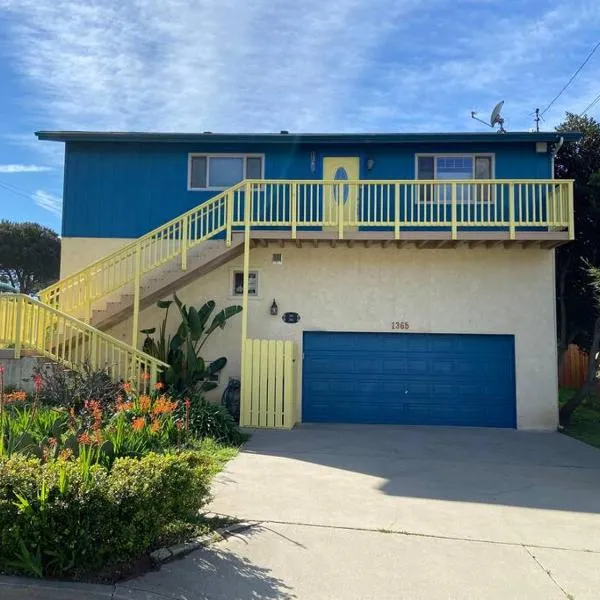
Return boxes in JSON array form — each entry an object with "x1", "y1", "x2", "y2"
[
  {"x1": 490, "y1": 101, "x2": 506, "y2": 132},
  {"x1": 471, "y1": 100, "x2": 507, "y2": 133}
]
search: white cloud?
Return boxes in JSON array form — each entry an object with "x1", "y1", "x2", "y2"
[
  {"x1": 0, "y1": 164, "x2": 52, "y2": 173},
  {"x1": 33, "y1": 189, "x2": 62, "y2": 216},
  {"x1": 0, "y1": 0, "x2": 599, "y2": 135}
]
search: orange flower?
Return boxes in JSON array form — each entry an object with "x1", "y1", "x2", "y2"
[
  {"x1": 117, "y1": 400, "x2": 133, "y2": 412},
  {"x1": 139, "y1": 395, "x2": 151, "y2": 412},
  {"x1": 154, "y1": 382, "x2": 164, "y2": 391},
  {"x1": 58, "y1": 448, "x2": 73, "y2": 461},
  {"x1": 142, "y1": 371, "x2": 151, "y2": 381},
  {"x1": 132, "y1": 417, "x2": 146, "y2": 431},
  {"x1": 84, "y1": 399, "x2": 103, "y2": 430},
  {"x1": 5, "y1": 390, "x2": 27, "y2": 403},
  {"x1": 122, "y1": 382, "x2": 132, "y2": 393},
  {"x1": 48, "y1": 437, "x2": 58, "y2": 447},
  {"x1": 78, "y1": 431, "x2": 92, "y2": 445},
  {"x1": 150, "y1": 420, "x2": 161, "y2": 434},
  {"x1": 152, "y1": 396, "x2": 178, "y2": 415}
]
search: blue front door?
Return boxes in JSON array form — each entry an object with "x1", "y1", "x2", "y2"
[{"x1": 302, "y1": 332, "x2": 516, "y2": 428}]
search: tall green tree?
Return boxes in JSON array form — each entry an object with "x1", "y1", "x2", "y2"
[
  {"x1": 0, "y1": 221, "x2": 60, "y2": 294},
  {"x1": 555, "y1": 114, "x2": 600, "y2": 371},
  {"x1": 560, "y1": 264, "x2": 600, "y2": 424}
]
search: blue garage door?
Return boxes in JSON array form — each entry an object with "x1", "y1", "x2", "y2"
[{"x1": 302, "y1": 332, "x2": 516, "y2": 428}]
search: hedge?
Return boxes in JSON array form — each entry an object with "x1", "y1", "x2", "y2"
[{"x1": 0, "y1": 451, "x2": 214, "y2": 578}]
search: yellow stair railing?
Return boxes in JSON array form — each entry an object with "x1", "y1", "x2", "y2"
[
  {"x1": 39, "y1": 181, "x2": 246, "y2": 321},
  {"x1": 0, "y1": 294, "x2": 168, "y2": 393}
]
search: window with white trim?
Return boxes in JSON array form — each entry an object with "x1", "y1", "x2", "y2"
[
  {"x1": 232, "y1": 270, "x2": 259, "y2": 297},
  {"x1": 189, "y1": 154, "x2": 264, "y2": 190},
  {"x1": 416, "y1": 154, "x2": 493, "y2": 202}
]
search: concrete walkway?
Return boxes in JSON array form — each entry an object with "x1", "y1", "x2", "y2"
[{"x1": 4, "y1": 425, "x2": 600, "y2": 598}]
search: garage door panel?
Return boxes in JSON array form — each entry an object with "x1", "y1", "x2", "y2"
[{"x1": 302, "y1": 332, "x2": 516, "y2": 427}]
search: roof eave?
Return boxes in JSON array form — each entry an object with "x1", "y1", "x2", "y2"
[{"x1": 34, "y1": 131, "x2": 584, "y2": 144}]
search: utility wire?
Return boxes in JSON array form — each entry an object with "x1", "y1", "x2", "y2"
[
  {"x1": 541, "y1": 39, "x2": 600, "y2": 116},
  {"x1": 0, "y1": 179, "x2": 41, "y2": 203},
  {"x1": 580, "y1": 91, "x2": 600, "y2": 116}
]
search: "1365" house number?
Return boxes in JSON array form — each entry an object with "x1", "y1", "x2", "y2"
[{"x1": 392, "y1": 321, "x2": 410, "y2": 330}]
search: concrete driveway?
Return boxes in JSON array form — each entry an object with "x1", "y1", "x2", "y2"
[{"x1": 112, "y1": 426, "x2": 600, "y2": 598}]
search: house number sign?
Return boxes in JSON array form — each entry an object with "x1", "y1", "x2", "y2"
[
  {"x1": 391, "y1": 321, "x2": 410, "y2": 330},
  {"x1": 282, "y1": 312, "x2": 301, "y2": 324}
]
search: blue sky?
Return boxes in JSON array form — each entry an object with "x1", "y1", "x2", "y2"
[{"x1": 0, "y1": 0, "x2": 599, "y2": 234}]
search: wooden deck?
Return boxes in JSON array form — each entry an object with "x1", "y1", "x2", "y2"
[{"x1": 249, "y1": 229, "x2": 570, "y2": 249}]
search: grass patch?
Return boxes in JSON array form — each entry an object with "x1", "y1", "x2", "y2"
[
  {"x1": 559, "y1": 388, "x2": 600, "y2": 449},
  {"x1": 193, "y1": 436, "x2": 244, "y2": 471}
]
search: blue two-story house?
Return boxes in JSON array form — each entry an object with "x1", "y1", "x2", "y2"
[{"x1": 34, "y1": 130, "x2": 580, "y2": 431}]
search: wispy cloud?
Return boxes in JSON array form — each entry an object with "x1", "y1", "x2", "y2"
[
  {"x1": 33, "y1": 189, "x2": 62, "y2": 216},
  {"x1": 0, "y1": 164, "x2": 52, "y2": 173},
  {"x1": 0, "y1": 0, "x2": 599, "y2": 135}
]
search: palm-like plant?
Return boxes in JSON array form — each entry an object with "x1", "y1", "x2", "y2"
[{"x1": 141, "y1": 293, "x2": 242, "y2": 392}]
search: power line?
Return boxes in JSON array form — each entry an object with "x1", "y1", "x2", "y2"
[
  {"x1": 580, "y1": 91, "x2": 600, "y2": 116},
  {"x1": 541, "y1": 39, "x2": 600, "y2": 116},
  {"x1": 0, "y1": 179, "x2": 41, "y2": 203}
]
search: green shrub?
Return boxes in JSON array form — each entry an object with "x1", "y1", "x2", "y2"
[
  {"x1": 0, "y1": 451, "x2": 215, "y2": 578},
  {"x1": 181, "y1": 394, "x2": 246, "y2": 445}
]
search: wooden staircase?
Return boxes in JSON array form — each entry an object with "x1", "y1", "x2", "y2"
[{"x1": 91, "y1": 236, "x2": 245, "y2": 330}]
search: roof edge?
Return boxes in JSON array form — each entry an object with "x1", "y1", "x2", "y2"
[{"x1": 34, "y1": 131, "x2": 583, "y2": 144}]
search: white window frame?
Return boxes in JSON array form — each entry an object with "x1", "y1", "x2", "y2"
[
  {"x1": 188, "y1": 153, "x2": 265, "y2": 191},
  {"x1": 414, "y1": 153, "x2": 495, "y2": 204},
  {"x1": 415, "y1": 153, "x2": 495, "y2": 180},
  {"x1": 230, "y1": 268, "x2": 262, "y2": 299}
]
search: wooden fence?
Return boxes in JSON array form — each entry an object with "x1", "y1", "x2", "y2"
[
  {"x1": 240, "y1": 339, "x2": 298, "y2": 429},
  {"x1": 559, "y1": 344, "x2": 589, "y2": 388}
]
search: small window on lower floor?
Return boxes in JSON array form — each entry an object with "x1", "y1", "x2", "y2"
[{"x1": 232, "y1": 270, "x2": 259, "y2": 296}]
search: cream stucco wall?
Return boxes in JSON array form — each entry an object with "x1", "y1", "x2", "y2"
[
  {"x1": 61, "y1": 237, "x2": 135, "y2": 278},
  {"x1": 103, "y1": 244, "x2": 558, "y2": 431}
]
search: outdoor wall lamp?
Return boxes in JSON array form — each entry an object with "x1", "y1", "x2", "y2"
[
  {"x1": 367, "y1": 158, "x2": 375, "y2": 171},
  {"x1": 310, "y1": 151, "x2": 317, "y2": 173},
  {"x1": 270, "y1": 299, "x2": 279, "y2": 316}
]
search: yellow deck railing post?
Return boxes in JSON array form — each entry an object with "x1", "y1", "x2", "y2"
[
  {"x1": 239, "y1": 182, "x2": 252, "y2": 426},
  {"x1": 451, "y1": 182, "x2": 457, "y2": 240},
  {"x1": 90, "y1": 330, "x2": 98, "y2": 370},
  {"x1": 84, "y1": 271, "x2": 92, "y2": 322},
  {"x1": 291, "y1": 183, "x2": 297, "y2": 239},
  {"x1": 568, "y1": 181, "x2": 575, "y2": 240},
  {"x1": 226, "y1": 190, "x2": 234, "y2": 247},
  {"x1": 509, "y1": 184, "x2": 516, "y2": 240},
  {"x1": 394, "y1": 183, "x2": 400, "y2": 240},
  {"x1": 338, "y1": 183, "x2": 344, "y2": 239},
  {"x1": 131, "y1": 243, "x2": 142, "y2": 350},
  {"x1": 181, "y1": 215, "x2": 189, "y2": 271}
]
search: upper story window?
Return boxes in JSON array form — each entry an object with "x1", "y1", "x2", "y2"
[
  {"x1": 416, "y1": 154, "x2": 494, "y2": 203},
  {"x1": 188, "y1": 154, "x2": 264, "y2": 190},
  {"x1": 416, "y1": 154, "x2": 493, "y2": 181}
]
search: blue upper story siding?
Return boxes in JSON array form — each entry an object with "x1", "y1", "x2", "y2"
[{"x1": 58, "y1": 135, "x2": 559, "y2": 238}]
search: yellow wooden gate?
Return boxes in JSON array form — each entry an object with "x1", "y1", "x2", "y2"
[{"x1": 240, "y1": 339, "x2": 298, "y2": 429}]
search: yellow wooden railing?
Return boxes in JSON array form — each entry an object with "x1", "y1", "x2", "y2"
[
  {"x1": 39, "y1": 181, "x2": 246, "y2": 321},
  {"x1": 240, "y1": 338, "x2": 298, "y2": 429},
  {"x1": 0, "y1": 294, "x2": 168, "y2": 393},
  {"x1": 235, "y1": 179, "x2": 574, "y2": 240}
]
